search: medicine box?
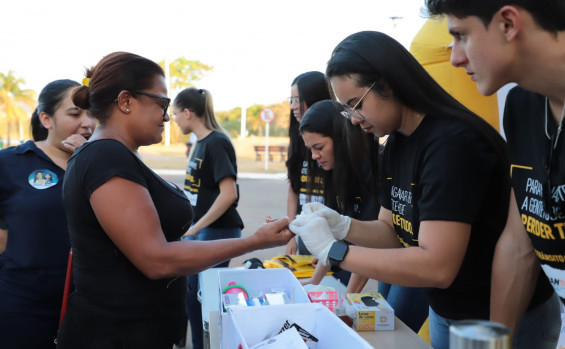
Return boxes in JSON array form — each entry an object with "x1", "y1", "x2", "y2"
[
  {"x1": 225, "y1": 303, "x2": 373, "y2": 349},
  {"x1": 346, "y1": 293, "x2": 394, "y2": 331}
]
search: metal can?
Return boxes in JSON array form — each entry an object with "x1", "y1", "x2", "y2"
[{"x1": 449, "y1": 320, "x2": 511, "y2": 349}]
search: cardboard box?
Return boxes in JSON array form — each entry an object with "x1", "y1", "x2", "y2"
[
  {"x1": 346, "y1": 293, "x2": 394, "y2": 331},
  {"x1": 225, "y1": 303, "x2": 373, "y2": 349}
]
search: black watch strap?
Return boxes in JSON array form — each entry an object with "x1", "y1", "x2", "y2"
[{"x1": 328, "y1": 241, "x2": 349, "y2": 272}]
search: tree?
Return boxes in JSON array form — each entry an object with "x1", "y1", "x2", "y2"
[
  {"x1": 158, "y1": 57, "x2": 213, "y2": 92},
  {"x1": 158, "y1": 57, "x2": 213, "y2": 144},
  {"x1": 0, "y1": 71, "x2": 35, "y2": 147}
]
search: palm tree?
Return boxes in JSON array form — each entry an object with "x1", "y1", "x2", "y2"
[{"x1": 0, "y1": 71, "x2": 35, "y2": 147}]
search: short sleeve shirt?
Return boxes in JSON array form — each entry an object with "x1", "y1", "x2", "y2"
[
  {"x1": 183, "y1": 131, "x2": 243, "y2": 229},
  {"x1": 380, "y1": 114, "x2": 509, "y2": 319},
  {"x1": 0, "y1": 141, "x2": 69, "y2": 298},
  {"x1": 63, "y1": 139, "x2": 192, "y2": 309},
  {"x1": 504, "y1": 86, "x2": 563, "y2": 304}
]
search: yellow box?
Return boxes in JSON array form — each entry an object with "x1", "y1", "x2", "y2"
[{"x1": 346, "y1": 293, "x2": 394, "y2": 331}]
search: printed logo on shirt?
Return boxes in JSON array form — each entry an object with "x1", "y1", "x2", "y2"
[
  {"x1": 184, "y1": 157, "x2": 202, "y2": 207},
  {"x1": 540, "y1": 263, "x2": 565, "y2": 299},
  {"x1": 28, "y1": 169, "x2": 58, "y2": 189}
]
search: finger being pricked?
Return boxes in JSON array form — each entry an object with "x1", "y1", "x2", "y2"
[{"x1": 265, "y1": 215, "x2": 277, "y2": 223}]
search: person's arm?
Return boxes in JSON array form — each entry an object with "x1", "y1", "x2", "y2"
[
  {"x1": 340, "y1": 216, "x2": 471, "y2": 288},
  {"x1": 184, "y1": 176, "x2": 238, "y2": 236},
  {"x1": 90, "y1": 176, "x2": 292, "y2": 279},
  {"x1": 490, "y1": 189, "x2": 539, "y2": 334},
  {"x1": 344, "y1": 209, "x2": 403, "y2": 249},
  {"x1": 304, "y1": 258, "x2": 331, "y2": 285},
  {"x1": 0, "y1": 229, "x2": 7, "y2": 254},
  {"x1": 286, "y1": 184, "x2": 299, "y2": 254},
  {"x1": 346, "y1": 273, "x2": 369, "y2": 294}
]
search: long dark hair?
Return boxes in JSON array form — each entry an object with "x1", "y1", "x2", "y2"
[
  {"x1": 326, "y1": 31, "x2": 507, "y2": 166},
  {"x1": 31, "y1": 79, "x2": 80, "y2": 141},
  {"x1": 286, "y1": 71, "x2": 331, "y2": 193},
  {"x1": 299, "y1": 100, "x2": 378, "y2": 215}
]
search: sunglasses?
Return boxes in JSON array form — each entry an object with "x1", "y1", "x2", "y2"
[
  {"x1": 114, "y1": 90, "x2": 171, "y2": 117},
  {"x1": 132, "y1": 90, "x2": 171, "y2": 117}
]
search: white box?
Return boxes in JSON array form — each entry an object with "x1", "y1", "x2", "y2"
[
  {"x1": 218, "y1": 269, "x2": 311, "y2": 348},
  {"x1": 225, "y1": 303, "x2": 374, "y2": 349},
  {"x1": 218, "y1": 268, "x2": 310, "y2": 311}
]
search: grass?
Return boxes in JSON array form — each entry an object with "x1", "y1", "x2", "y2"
[{"x1": 139, "y1": 136, "x2": 289, "y2": 173}]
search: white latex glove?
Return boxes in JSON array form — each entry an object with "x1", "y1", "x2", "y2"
[
  {"x1": 300, "y1": 202, "x2": 351, "y2": 240},
  {"x1": 289, "y1": 215, "x2": 336, "y2": 266}
]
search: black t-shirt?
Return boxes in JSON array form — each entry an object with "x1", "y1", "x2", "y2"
[
  {"x1": 297, "y1": 157, "x2": 325, "y2": 215},
  {"x1": 380, "y1": 114, "x2": 509, "y2": 320},
  {"x1": 504, "y1": 86, "x2": 562, "y2": 303},
  {"x1": 184, "y1": 131, "x2": 243, "y2": 229},
  {"x1": 63, "y1": 139, "x2": 192, "y2": 311}
]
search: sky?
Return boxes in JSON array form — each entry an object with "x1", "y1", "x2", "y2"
[{"x1": 2, "y1": 0, "x2": 429, "y2": 111}]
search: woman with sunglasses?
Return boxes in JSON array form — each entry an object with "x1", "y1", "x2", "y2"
[
  {"x1": 0, "y1": 79, "x2": 95, "y2": 348},
  {"x1": 171, "y1": 87, "x2": 243, "y2": 349},
  {"x1": 290, "y1": 31, "x2": 510, "y2": 349},
  {"x1": 57, "y1": 52, "x2": 292, "y2": 348}
]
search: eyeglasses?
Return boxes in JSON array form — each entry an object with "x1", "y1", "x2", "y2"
[
  {"x1": 132, "y1": 90, "x2": 171, "y2": 117},
  {"x1": 544, "y1": 124, "x2": 565, "y2": 218},
  {"x1": 340, "y1": 81, "x2": 376, "y2": 122},
  {"x1": 287, "y1": 96, "x2": 300, "y2": 105},
  {"x1": 114, "y1": 90, "x2": 171, "y2": 117}
]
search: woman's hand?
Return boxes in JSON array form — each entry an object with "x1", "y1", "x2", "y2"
[
  {"x1": 285, "y1": 237, "x2": 298, "y2": 255},
  {"x1": 182, "y1": 226, "x2": 199, "y2": 238},
  {"x1": 61, "y1": 134, "x2": 90, "y2": 153},
  {"x1": 251, "y1": 217, "x2": 293, "y2": 249}
]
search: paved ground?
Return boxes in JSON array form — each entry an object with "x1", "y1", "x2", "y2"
[{"x1": 157, "y1": 172, "x2": 290, "y2": 267}]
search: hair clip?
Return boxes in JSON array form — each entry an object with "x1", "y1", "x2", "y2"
[{"x1": 82, "y1": 78, "x2": 90, "y2": 87}]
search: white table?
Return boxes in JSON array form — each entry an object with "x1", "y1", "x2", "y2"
[{"x1": 198, "y1": 268, "x2": 432, "y2": 349}]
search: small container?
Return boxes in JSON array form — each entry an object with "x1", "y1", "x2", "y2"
[{"x1": 449, "y1": 320, "x2": 510, "y2": 349}]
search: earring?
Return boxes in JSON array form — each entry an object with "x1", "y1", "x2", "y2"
[{"x1": 125, "y1": 108, "x2": 130, "y2": 112}]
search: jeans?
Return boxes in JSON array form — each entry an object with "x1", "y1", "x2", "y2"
[
  {"x1": 513, "y1": 292, "x2": 561, "y2": 349},
  {"x1": 428, "y1": 306, "x2": 455, "y2": 349},
  {"x1": 184, "y1": 226, "x2": 241, "y2": 349},
  {"x1": 378, "y1": 282, "x2": 429, "y2": 333},
  {"x1": 429, "y1": 292, "x2": 561, "y2": 349}
]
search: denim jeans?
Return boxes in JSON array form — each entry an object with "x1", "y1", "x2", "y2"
[
  {"x1": 428, "y1": 306, "x2": 455, "y2": 349},
  {"x1": 184, "y1": 226, "x2": 242, "y2": 349},
  {"x1": 378, "y1": 282, "x2": 429, "y2": 333},
  {"x1": 429, "y1": 292, "x2": 561, "y2": 349},
  {"x1": 513, "y1": 292, "x2": 561, "y2": 349}
]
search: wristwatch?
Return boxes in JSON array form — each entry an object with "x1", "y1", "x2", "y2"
[{"x1": 328, "y1": 241, "x2": 349, "y2": 272}]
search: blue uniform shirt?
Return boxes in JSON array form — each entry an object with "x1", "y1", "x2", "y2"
[{"x1": 0, "y1": 140, "x2": 69, "y2": 299}]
